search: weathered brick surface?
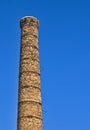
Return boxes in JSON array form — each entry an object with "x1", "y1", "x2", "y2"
[
  {"x1": 18, "y1": 117, "x2": 42, "y2": 130},
  {"x1": 18, "y1": 87, "x2": 41, "y2": 103},
  {"x1": 17, "y1": 16, "x2": 42, "y2": 130},
  {"x1": 20, "y1": 60, "x2": 40, "y2": 74},
  {"x1": 18, "y1": 101, "x2": 42, "y2": 118},
  {"x1": 19, "y1": 72, "x2": 40, "y2": 87}
]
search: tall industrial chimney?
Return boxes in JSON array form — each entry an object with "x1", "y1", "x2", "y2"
[{"x1": 17, "y1": 16, "x2": 42, "y2": 130}]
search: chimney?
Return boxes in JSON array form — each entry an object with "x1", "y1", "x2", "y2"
[{"x1": 17, "y1": 16, "x2": 42, "y2": 130}]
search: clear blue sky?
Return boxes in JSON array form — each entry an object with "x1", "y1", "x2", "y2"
[{"x1": 0, "y1": 0, "x2": 90, "y2": 130}]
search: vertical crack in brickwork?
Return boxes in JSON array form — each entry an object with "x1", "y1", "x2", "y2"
[{"x1": 17, "y1": 16, "x2": 42, "y2": 130}]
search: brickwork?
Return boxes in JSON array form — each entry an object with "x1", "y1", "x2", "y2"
[{"x1": 17, "y1": 16, "x2": 42, "y2": 130}]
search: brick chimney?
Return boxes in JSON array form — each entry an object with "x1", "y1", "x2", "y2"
[{"x1": 17, "y1": 16, "x2": 42, "y2": 130}]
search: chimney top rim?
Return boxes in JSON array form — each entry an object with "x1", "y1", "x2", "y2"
[{"x1": 20, "y1": 16, "x2": 38, "y2": 20}]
